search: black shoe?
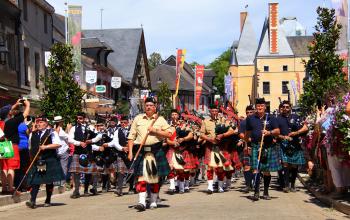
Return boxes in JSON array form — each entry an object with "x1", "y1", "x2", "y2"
[
  {"x1": 70, "y1": 193, "x2": 80, "y2": 199},
  {"x1": 251, "y1": 192, "x2": 260, "y2": 201},
  {"x1": 89, "y1": 188, "x2": 97, "y2": 195},
  {"x1": 114, "y1": 190, "x2": 123, "y2": 197},
  {"x1": 25, "y1": 201, "x2": 37, "y2": 209},
  {"x1": 207, "y1": 189, "x2": 213, "y2": 194},
  {"x1": 134, "y1": 203, "x2": 146, "y2": 211},
  {"x1": 43, "y1": 203, "x2": 51, "y2": 207},
  {"x1": 262, "y1": 194, "x2": 271, "y2": 200},
  {"x1": 167, "y1": 189, "x2": 176, "y2": 195},
  {"x1": 185, "y1": 188, "x2": 190, "y2": 193}
]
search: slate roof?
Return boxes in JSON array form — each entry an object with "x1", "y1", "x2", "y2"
[
  {"x1": 83, "y1": 28, "x2": 144, "y2": 82},
  {"x1": 286, "y1": 36, "x2": 313, "y2": 57},
  {"x1": 81, "y1": 38, "x2": 106, "y2": 49},
  {"x1": 257, "y1": 18, "x2": 294, "y2": 57},
  {"x1": 235, "y1": 14, "x2": 258, "y2": 65},
  {"x1": 53, "y1": 13, "x2": 65, "y2": 36}
]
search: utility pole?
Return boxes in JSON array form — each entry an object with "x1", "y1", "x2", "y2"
[{"x1": 100, "y1": 8, "x2": 104, "y2": 30}]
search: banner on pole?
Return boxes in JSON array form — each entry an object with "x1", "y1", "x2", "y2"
[
  {"x1": 111, "y1": 77, "x2": 121, "y2": 89},
  {"x1": 68, "y1": 5, "x2": 82, "y2": 73},
  {"x1": 195, "y1": 65, "x2": 205, "y2": 110},
  {"x1": 174, "y1": 49, "x2": 186, "y2": 98},
  {"x1": 85, "y1": 71, "x2": 97, "y2": 84}
]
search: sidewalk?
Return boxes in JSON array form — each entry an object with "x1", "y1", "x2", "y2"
[
  {"x1": 298, "y1": 173, "x2": 350, "y2": 215},
  {"x1": 0, "y1": 186, "x2": 66, "y2": 207}
]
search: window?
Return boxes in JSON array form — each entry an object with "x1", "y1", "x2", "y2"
[
  {"x1": 283, "y1": 65, "x2": 288, "y2": 71},
  {"x1": 44, "y1": 14, "x2": 48, "y2": 34},
  {"x1": 263, "y1": 66, "x2": 269, "y2": 72},
  {"x1": 6, "y1": 34, "x2": 16, "y2": 71},
  {"x1": 24, "y1": 47, "x2": 30, "y2": 86},
  {"x1": 282, "y1": 81, "x2": 289, "y2": 94},
  {"x1": 35, "y1": 52, "x2": 40, "y2": 88},
  {"x1": 263, "y1": 82, "x2": 270, "y2": 94},
  {"x1": 23, "y1": 0, "x2": 28, "y2": 21}
]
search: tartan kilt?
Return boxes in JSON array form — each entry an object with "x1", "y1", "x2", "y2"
[
  {"x1": 134, "y1": 148, "x2": 170, "y2": 177},
  {"x1": 251, "y1": 143, "x2": 282, "y2": 172},
  {"x1": 102, "y1": 163, "x2": 116, "y2": 174},
  {"x1": 115, "y1": 156, "x2": 128, "y2": 173},
  {"x1": 69, "y1": 154, "x2": 99, "y2": 174},
  {"x1": 280, "y1": 147, "x2": 305, "y2": 165},
  {"x1": 182, "y1": 149, "x2": 197, "y2": 170},
  {"x1": 240, "y1": 147, "x2": 251, "y2": 166},
  {"x1": 231, "y1": 150, "x2": 242, "y2": 170},
  {"x1": 27, "y1": 157, "x2": 65, "y2": 186}
]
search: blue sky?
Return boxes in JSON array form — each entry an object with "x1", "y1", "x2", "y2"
[{"x1": 47, "y1": 0, "x2": 333, "y2": 65}]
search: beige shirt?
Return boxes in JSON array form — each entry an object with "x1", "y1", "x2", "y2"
[
  {"x1": 128, "y1": 113, "x2": 171, "y2": 145},
  {"x1": 200, "y1": 117, "x2": 232, "y2": 138}
]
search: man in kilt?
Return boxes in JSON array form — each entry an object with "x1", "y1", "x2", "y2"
[
  {"x1": 245, "y1": 98, "x2": 281, "y2": 201},
  {"x1": 103, "y1": 115, "x2": 131, "y2": 196},
  {"x1": 238, "y1": 105, "x2": 255, "y2": 193},
  {"x1": 68, "y1": 112, "x2": 103, "y2": 198},
  {"x1": 127, "y1": 97, "x2": 172, "y2": 211},
  {"x1": 277, "y1": 100, "x2": 308, "y2": 193},
  {"x1": 200, "y1": 104, "x2": 235, "y2": 194},
  {"x1": 26, "y1": 116, "x2": 65, "y2": 208}
]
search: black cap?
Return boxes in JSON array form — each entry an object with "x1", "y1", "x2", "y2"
[
  {"x1": 171, "y1": 109, "x2": 179, "y2": 114},
  {"x1": 110, "y1": 117, "x2": 118, "y2": 123},
  {"x1": 255, "y1": 98, "x2": 266, "y2": 105},
  {"x1": 77, "y1": 112, "x2": 86, "y2": 118},
  {"x1": 36, "y1": 115, "x2": 48, "y2": 122},
  {"x1": 121, "y1": 115, "x2": 129, "y2": 121},
  {"x1": 96, "y1": 117, "x2": 105, "y2": 125},
  {"x1": 144, "y1": 97, "x2": 157, "y2": 104},
  {"x1": 281, "y1": 100, "x2": 291, "y2": 106},
  {"x1": 209, "y1": 104, "x2": 219, "y2": 109}
]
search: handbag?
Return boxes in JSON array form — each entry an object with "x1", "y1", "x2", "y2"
[{"x1": 0, "y1": 140, "x2": 14, "y2": 159}]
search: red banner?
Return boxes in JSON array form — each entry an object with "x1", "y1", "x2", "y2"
[{"x1": 195, "y1": 65, "x2": 205, "y2": 110}]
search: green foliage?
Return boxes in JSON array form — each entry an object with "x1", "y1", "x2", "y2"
[
  {"x1": 208, "y1": 49, "x2": 231, "y2": 94},
  {"x1": 299, "y1": 7, "x2": 349, "y2": 113},
  {"x1": 148, "y1": 52, "x2": 163, "y2": 71},
  {"x1": 40, "y1": 43, "x2": 85, "y2": 124},
  {"x1": 115, "y1": 100, "x2": 130, "y2": 115},
  {"x1": 156, "y1": 82, "x2": 172, "y2": 118},
  {"x1": 189, "y1": 61, "x2": 200, "y2": 69}
]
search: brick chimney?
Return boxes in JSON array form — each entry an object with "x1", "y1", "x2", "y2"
[
  {"x1": 240, "y1": 12, "x2": 247, "y2": 33},
  {"x1": 269, "y1": 2, "x2": 279, "y2": 53}
]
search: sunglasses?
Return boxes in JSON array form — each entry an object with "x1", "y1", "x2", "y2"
[{"x1": 282, "y1": 106, "x2": 290, "y2": 109}]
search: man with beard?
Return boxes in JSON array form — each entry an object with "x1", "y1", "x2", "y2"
[
  {"x1": 245, "y1": 98, "x2": 281, "y2": 201},
  {"x1": 277, "y1": 100, "x2": 307, "y2": 193},
  {"x1": 200, "y1": 104, "x2": 235, "y2": 194},
  {"x1": 128, "y1": 97, "x2": 172, "y2": 211}
]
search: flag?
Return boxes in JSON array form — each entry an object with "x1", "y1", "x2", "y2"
[
  {"x1": 174, "y1": 49, "x2": 186, "y2": 98},
  {"x1": 195, "y1": 65, "x2": 205, "y2": 110},
  {"x1": 68, "y1": 5, "x2": 82, "y2": 73}
]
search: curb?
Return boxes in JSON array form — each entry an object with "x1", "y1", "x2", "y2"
[
  {"x1": 298, "y1": 174, "x2": 350, "y2": 215},
  {"x1": 0, "y1": 187, "x2": 66, "y2": 207}
]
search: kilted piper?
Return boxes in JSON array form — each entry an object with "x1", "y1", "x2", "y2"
[
  {"x1": 26, "y1": 116, "x2": 65, "y2": 208},
  {"x1": 245, "y1": 98, "x2": 281, "y2": 201},
  {"x1": 127, "y1": 97, "x2": 172, "y2": 211},
  {"x1": 200, "y1": 104, "x2": 235, "y2": 194},
  {"x1": 277, "y1": 100, "x2": 307, "y2": 193}
]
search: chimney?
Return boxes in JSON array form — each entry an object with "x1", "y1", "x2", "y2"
[
  {"x1": 240, "y1": 12, "x2": 247, "y2": 33},
  {"x1": 269, "y1": 2, "x2": 279, "y2": 54}
]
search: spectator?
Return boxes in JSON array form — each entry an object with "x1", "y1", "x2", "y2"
[
  {"x1": 13, "y1": 117, "x2": 31, "y2": 192},
  {"x1": 1, "y1": 99, "x2": 30, "y2": 194}
]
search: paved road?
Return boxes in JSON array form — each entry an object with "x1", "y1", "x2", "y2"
[{"x1": 0, "y1": 177, "x2": 348, "y2": 220}]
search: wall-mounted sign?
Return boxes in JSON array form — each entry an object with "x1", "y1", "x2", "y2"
[
  {"x1": 111, "y1": 77, "x2": 121, "y2": 89},
  {"x1": 86, "y1": 71, "x2": 97, "y2": 84},
  {"x1": 95, "y1": 85, "x2": 106, "y2": 93}
]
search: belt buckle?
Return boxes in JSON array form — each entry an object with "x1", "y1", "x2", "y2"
[{"x1": 144, "y1": 146, "x2": 151, "y2": 152}]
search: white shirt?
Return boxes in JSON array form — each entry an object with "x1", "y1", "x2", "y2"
[
  {"x1": 107, "y1": 128, "x2": 126, "y2": 151},
  {"x1": 0, "y1": 127, "x2": 4, "y2": 139},
  {"x1": 57, "y1": 128, "x2": 69, "y2": 155}
]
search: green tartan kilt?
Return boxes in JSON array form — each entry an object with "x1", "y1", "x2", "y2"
[
  {"x1": 27, "y1": 157, "x2": 65, "y2": 186},
  {"x1": 134, "y1": 148, "x2": 170, "y2": 177},
  {"x1": 280, "y1": 145, "x2": 306, "y2": 165},
  {"x1": 251, "y1": 143, "x2": 282, "y2": 172}
]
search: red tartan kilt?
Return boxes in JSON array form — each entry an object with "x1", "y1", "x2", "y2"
[
  {"x1": 222, "y1": 151, "x2": 232, "y2": 167},
  {"x1": 166, "y1": 148, "x2": 175, "y2": 165},
  {"x1": 231, "y1": 150, "x2": 242, "y2": 169},
  {"x1": 182, "y1": 150, "x2": 197, "y2": 169}
]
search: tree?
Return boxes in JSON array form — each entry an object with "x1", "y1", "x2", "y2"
[
  {"x1": 189, "y1": 61, "x2": 200, "y2": 69},
  {"x1": 40, "y1": 43, "x2": 85, "y2": 123},
  {"x1": 208, "y1": 49, "x2": 231, "y2": 94},
  {"x1": 299, "y1": 7, "x2": 349, "y2": 112},
  {"x1": 148, "y1": 52, "x2": 163, "y2": 71},
  {"x1": 156, "y1": 82, "x2": 172, "y2": 118}
]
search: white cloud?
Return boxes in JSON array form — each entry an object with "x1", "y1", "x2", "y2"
[{"x1": 48, "y1": 0, "x2": 329, "y2": 65}]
